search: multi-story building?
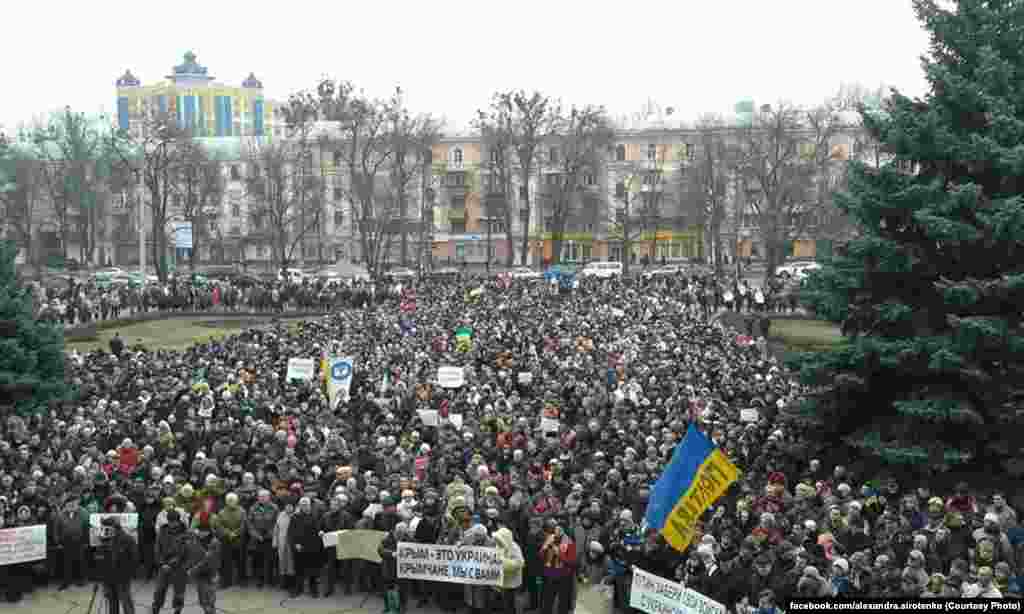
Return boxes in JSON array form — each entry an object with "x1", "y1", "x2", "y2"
[{"x1": 115, "y1": 51, "x2": 281, "y2": 138}]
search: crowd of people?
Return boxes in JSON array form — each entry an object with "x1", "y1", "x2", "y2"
[{"x1": 1, "y1": 271, "x2": 1020, "y2": 614}]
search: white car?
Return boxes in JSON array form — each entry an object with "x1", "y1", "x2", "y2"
[
  {"x1": 776, "y1": 261, "x2": 821, "y2": 280},
  {"x1": 279, "y1": 268, "x2": 306, "y2": 283},
  {"x1": 387, "y1": 267, "x2": 417, "y2": 280},
  {"x1": 580, "y1": 261, "x2": 624, "y2": 279},
  {"x1": 641, "y1": 264, "x2": 688, "y2": 280},
  {"x1": 508, "y1": 267, "x2": 541, "y2": 280}
]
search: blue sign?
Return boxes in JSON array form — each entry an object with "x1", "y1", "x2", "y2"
[{"x1": 331, "y1": 360, "x2": 352, "y2": 382}]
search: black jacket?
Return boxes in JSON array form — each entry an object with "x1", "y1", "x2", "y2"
[
  {"x1": 287, "y1": 511, "x2": 322, "y2": 553},
  {"x1": 95, "y1": 532, "x2": 138, "y2": 584}
]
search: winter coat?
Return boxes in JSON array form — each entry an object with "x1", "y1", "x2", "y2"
[
  {"x1": 185, "y1": 535, "x2": 221, "y2": 579},
  {"x1": 494, "y1": 527, "x2": 524, "y2": 590},
  {"x1": 212, "y1": 505, "x2": 246, "y2": 545},
  {"x1": 287, "y1": 511, "x2": 322, "y2": 554},
  {"x1": 274, "y1": 511, "x2": 295, "y2": 576},
  {"x1": 247, "y1": 502, "x2": 278, "y2": 541}
]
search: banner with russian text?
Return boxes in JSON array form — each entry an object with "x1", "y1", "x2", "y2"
[
  {"x1": 629, "y1": 567, "x2": 725, "y2": 614},
  {"x1": 396, "y1": 542, "x2": 503, "y2": 586},
  {"x1": 0, "y1": 525, "x2": 47, "y2": 566}
]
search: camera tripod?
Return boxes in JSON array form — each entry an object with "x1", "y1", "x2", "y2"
[{"x1": 85, "y1": 582, "x2": 118, "y2": 614}]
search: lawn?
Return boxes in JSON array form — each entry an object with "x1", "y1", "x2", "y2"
[
  {"x1": 65, "y1": 317, "x2": 309, "y2": 353},
  {"x1": 767, "y1": 318, "x2": 846, "y2": 353}
]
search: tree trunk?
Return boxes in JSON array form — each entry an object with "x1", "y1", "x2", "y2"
[{"x1": 519, "y1": 173, "x2": 531, "y2": 266}]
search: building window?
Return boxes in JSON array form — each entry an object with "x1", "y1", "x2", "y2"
[
  {"x1": 230, "y1": 165, "x2": 241, "y2": 180},
  {"x1": 615, "y1": 181, "x2": 626, "y2": 198},
  {"x1": 452, "y1": 221, "x2": 466, "y2": 235},
  {"x1": 583, "y1": 173, "x2": 596, "y2": 186},
  {"x1": 448, "y1": 173, "x2": 465, "y2": 188},
  {"x1": 647, "y1": 144, "x2": 657, "y2": 161},
  {"x1": 231, "y1": 204, "x2": 241, "y2": 217},
  {"x1": 615, "y1": 144, "x2": 626, "y2": 161},
  {"x1": 334, "y1": 210, "x2": 344, "y2": 227},
  {"x1": 564, "y1": 241, "x2": 591, "y2": 262},
  {"x1": 490, "y1": 149, "x2": 500, "y2": 163},
  {"x1": 549, "y1": 147, "x2": 559, "y2": 164},
  {"x1": 333, "y1": 187, "x2": 343, "y2": 200},
  {"x1": 333, "y1": 151, "x2": 342, "y2": 165},
  {"x1": 685, "y1": 143, "x2": 695, "y2": 162},
  {"x1": 451, "y1": 148, "x2": 464, "y2": 166}
]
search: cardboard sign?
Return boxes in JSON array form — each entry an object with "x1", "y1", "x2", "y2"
[
  {"x1": 417, "y1": 410, "x2": 439, "y2": 427},
  {"x1": 630, "y1": 567, "x2": 725, "y2": 614},
  {"x1": 397, "y1": 542, "x2": 503, "y2": 586},
  {"x1": 740, "y1": 408, "x2": 760, "y2": 423},
  {"x1": 0, "y1": 525, "x2": 46, "y2": 566},
  {"x1": 518, "y1": 372, "x2": 533, "y2": 385},
  {"x1": 286, "y1": 358, "x2": 317, "y2": 382},
  {"x1": 437, "y1": 366, "x2": 465, "y2": 388},
  {"x1": 333, "y1": 530, "x2": 387, "y2": 562}
]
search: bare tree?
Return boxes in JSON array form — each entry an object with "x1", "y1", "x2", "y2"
[
  {"x1": 545, "y1": 104, "x2": 615, "y2": 264},
  {"x1": 176, "y1": 140, "x2": 225, "y2": 270},
  {"x1": 505, "y1": 92, "x2": 555, "y2": 266},
  {"x1": 387, "y1": 90, "x2": 441, "y2": 266},
  {"x1": 244, "y1": 137, "x2": 322, "y2": 272},
  {"x1": 0, "y1": 147, "x2": 46, "y2": 273},
  {"x1": 317, "y1": 80, "x2": 397, "y2": 278},
  {"x1": 736, "y1": 102, "x2": 838, "y2": 283},
  {"x1": 678, "y1": 115, "x2": 736, "y2": 276},
  {"x1": 29, "y1": 108, "x2": 110, "y2": 266},
  {"x1": 109, "y1": 107, "x2": 190, "y2": 281},
  {"x1": 476, "y1": 93, "x2": 519, "y2": 266}
]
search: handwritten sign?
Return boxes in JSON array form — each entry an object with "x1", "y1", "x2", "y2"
[
  {"x1": 397, "y1": 542, "x2": 503, "y2": 586},
  {"x1": 0, "y1": 525, "x2": 47, "y2": 566},
  {"x1": 630, "y1": 567, "x2": 725, "y2": 614},
  {"x1": 740, "y1": 408, "x2": 759, "y2": 423},
  {"x1": 437, "y1": 366, "x2": 466, "y2": 388},
  {"x1": 286, "y1": 358, "x2": 317, "y2": 382}
]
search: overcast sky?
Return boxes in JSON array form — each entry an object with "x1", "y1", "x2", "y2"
[{"x1": 3, "y1": 0, "x2": 930, "y2": 133}]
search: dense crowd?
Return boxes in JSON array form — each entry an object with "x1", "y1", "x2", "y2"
[{"x1": 1, "y1": 272, "x2": 1019, "y2": 614}]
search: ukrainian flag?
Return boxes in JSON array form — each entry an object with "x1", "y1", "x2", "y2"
[{"x1": 645, "y1": 424, "x2": 740, "y2": 552}]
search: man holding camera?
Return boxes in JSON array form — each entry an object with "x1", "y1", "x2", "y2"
[{"x1": 96, "y1": 515, "x2": 137, "y2": 614}]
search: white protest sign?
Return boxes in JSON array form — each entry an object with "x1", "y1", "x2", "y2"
[
  {"x1": 397, "y1": 542, "x2": 503, "y2": 586},
  {"x1": 286, "y1": 358, "x2": 317, "y2": 382},
  {"x1": 740, "y1": 408, "x2": 760, "y2": 423},
  {"x1": 541, "y1": 417, "x2": 560, "y2": 433},
  {"x1": 89, "y1": 513, "x2": 139, "y2": 547},
  {"x1": 437, "y1": 366, "x2": 465, "y2": 388},
  {"x1": 629, "y1": 567, "x2": 725, "y2": 614},
  {"x1": 518, "y1": 372, "x2": 533, "y2": 385},
  {"x1": 322, "y1": 531, "x2": 339, "y2": 548},
  {"x1": 327, "y1": 357, "x2": 355, "y2": 407},
  {"x1": 447, "y1": 414, "x2": 463, "y2": 430},
  {"x1": 417, "y1": 410, "x2": 439, "y2": 427},
  {"x1": 0, "y1": 525, "x2": 47, "y2": 566}
]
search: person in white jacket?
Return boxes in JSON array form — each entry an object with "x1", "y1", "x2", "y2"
[{"x1": 493, "y1": 526, "x2": 524, "y2": 614}]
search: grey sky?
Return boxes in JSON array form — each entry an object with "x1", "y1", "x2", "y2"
[{"x1": 3, "y1": 0, "x2": 930, "y2": 133}]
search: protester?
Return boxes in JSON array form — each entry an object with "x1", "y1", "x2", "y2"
[{"x1": 0, "y1": 269, "x2": 1019, "y2": 614}]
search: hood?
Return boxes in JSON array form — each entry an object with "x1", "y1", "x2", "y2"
[{"x1": 493, "y1": 527, "x2": 514, "y2": 549}]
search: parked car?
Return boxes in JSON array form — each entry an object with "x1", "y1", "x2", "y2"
[
  {"x1": 386, "y1": 267, "x2": 417, "y2": 281},
  {"x1": 508, "y1": 266, "x2": 542, "y2": 280},
  {"x1": 579, "y1": 261, "x2": 624, "y2": 279},
  {"x1": 641, "y1": 264, "x2": 689, "y2": 280},
  {"x1": 775, "y1": 261, "x2": 821, "y2": 280},
  {"x1": 279, "y1": 268, "x2": 307, "y2": 283}
]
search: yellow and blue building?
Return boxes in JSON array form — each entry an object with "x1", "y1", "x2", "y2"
[{"x1": 115, "y1": 51, "x2": 280, "y2": 138}]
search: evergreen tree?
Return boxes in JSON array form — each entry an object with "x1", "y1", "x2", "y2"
[
  {"x1": 0, "y1": 239, "x2": 67, "y2": 414},
  {"x1": 794, "y1": 0, "x2": 1024, "y2": 475}
]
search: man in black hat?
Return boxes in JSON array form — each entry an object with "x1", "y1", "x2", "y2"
[{"x1": 95, "y1": 515, "x2": 138, "y2": 614}]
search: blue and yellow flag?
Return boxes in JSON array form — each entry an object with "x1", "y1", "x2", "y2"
[{"x1": 645, "y1": 424, "x2": 740, "y2": 552}]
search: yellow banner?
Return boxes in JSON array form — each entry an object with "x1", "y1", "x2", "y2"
[
  {"x1": 333, "y1": 529, "x2": 386, "y2": 563},
  {"x1": 661, "y1": 449, "x2": 739, "y2": 552}
]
